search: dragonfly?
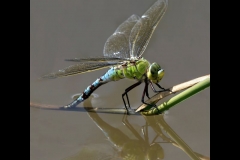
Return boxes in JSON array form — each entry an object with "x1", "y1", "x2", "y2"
[{"x1": 42, "y1": 0, "x2": 169, "y2": 114}]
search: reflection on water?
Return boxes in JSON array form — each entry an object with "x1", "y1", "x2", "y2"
[
  {"x1": 54, "y1": 96, "x2": 209, "y2": 160},
  {"x1": 30, "y1": 95, "x2": 209, "y2": 160}
]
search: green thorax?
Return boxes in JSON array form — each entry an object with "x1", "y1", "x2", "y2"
[
  {"x1": 122, "y1": 57, "x2": 150, "y2": 80},
  {"x1": 109, "y1": 58, "x2": 150, "y2": 81}
]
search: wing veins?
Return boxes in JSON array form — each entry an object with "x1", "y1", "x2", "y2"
[
  {"x1": 65, "y1": 56, "x2": 128, "y2": 62},
  {"x1": 41, "y1": 62, "x2": 119, "y2": 79}
]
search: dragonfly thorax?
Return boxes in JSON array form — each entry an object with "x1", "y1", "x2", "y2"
[{"x1": 147, "y1": 62, "x2": 164, "y2": 83}]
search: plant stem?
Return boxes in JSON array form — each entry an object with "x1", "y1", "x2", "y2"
[{"x1": 141, "y1": 77, "x2": 210, "y2": 115}]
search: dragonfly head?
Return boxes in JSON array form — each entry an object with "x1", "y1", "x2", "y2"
[{"x1": 147, "y1": 63, "x2": 164, "y2": 83}]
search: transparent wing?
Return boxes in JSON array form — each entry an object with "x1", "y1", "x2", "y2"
[
  {"x1": 41, "y1": 62, "x2": 119, "y2": 79},
  {"x1": 129, "y1": 0, "x2": 168, "y2": 58},
  {"x1": 103, "y1": 14, "x2": 140, "y2": 59},
  {"x1": 65, "y1": 56, "x2": 128, "y2": 62}
]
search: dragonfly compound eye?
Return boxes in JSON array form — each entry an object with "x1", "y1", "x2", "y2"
[
  {"x1": 147, "y1": 63, "x2": 163, "y2": 83},
  {"x1": 157, "y1": 69, "x2": 164, "y2": 81},
  {"x1": 150, "y1": 63, "x2": 161, "y2": 75}
]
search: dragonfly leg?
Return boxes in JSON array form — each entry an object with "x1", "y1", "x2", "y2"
[
  {"x1": 145, "y1": 79, "x2": 150, "y2": 99},
  {"x1": 122, "y1": 81, "x2": 142, "y2": 114},
  {"x1": 141, "y1": 82, "x2": 160, "y2": 114},
  {"x1": 150, "y1": 82, "x2": 170, "y2": 93}
]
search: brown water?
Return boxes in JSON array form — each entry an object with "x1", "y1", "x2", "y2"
[{"x1": 30, "y1": 0, "x2": 210, "y2": 159}]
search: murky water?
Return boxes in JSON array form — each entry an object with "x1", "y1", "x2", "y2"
[{"x1": 30, "y1": 0, "x2": 210, "y2": 159}]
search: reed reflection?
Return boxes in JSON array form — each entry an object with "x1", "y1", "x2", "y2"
[
  {"x1": 63, "y1": 95, "x2": 209, "y2": 160},
  {"x1": 30, "y1": 96, "x2": 209, "y2": 160}
]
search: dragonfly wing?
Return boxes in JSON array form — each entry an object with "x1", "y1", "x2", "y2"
[
  {"x1": 65, "y1": 56, "x2": 127, "y2": 62},
  {"x1": 41, "y1": 62, "x2": 119, "y2": 79},
  {"x1": 129, "y1": 0, "x2": 168, "y2": 58},
  {"x1": 103, "y1": 14, "x2": 140, "y2": 60}
]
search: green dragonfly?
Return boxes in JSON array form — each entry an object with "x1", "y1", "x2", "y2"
[{"x1": 42, "y1": 0, "x2": 168, "y2": 114}]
